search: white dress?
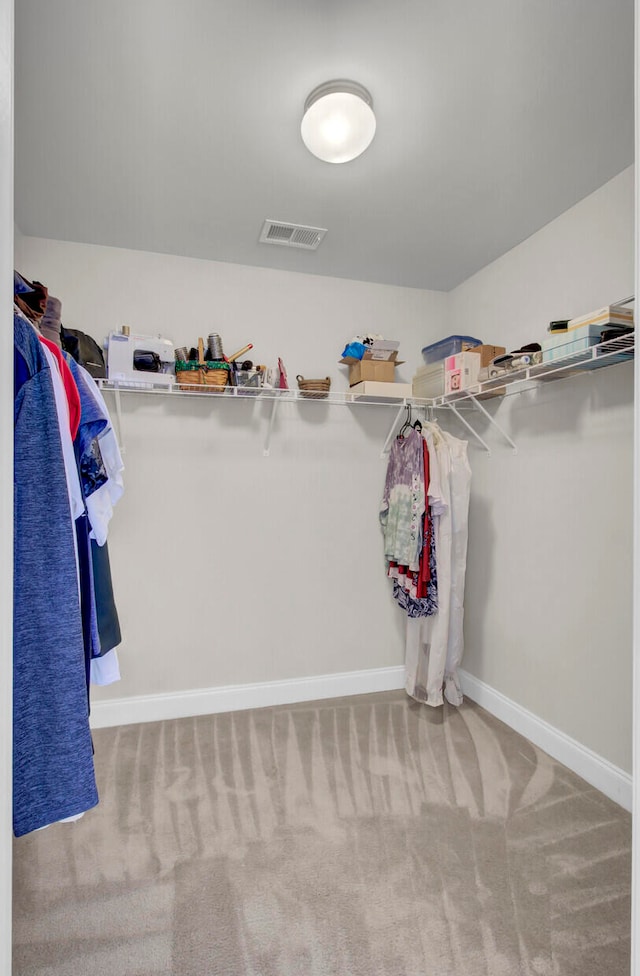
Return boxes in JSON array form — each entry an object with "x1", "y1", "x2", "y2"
[{"x1": 404, "y1": 426, "x2": 471, "y2": 707}]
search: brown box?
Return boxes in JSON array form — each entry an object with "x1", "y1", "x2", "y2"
[
  {"x1": 348, "y1": 359, "x2": 397, "y2": 385},
  {"x1": 464, "y1": 343, "x2": 506, "y2": 367},
  {"x1": 340, "y1": 350, "x2": 403, "y2": 365},
  {"x1": 477, "y1": 385, "x2": 506, "y2": 400}
]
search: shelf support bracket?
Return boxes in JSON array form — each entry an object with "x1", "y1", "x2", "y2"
[
  {"x1": 263, "y1": 398, "x2": 279, "y2": 456},
  {"x1": 381, "y1": 403, "x2": 407, "y2": 458},
  {"x1": 447, "y1": 402, "x2": 491, "y2": 455},
  {"x1": 112, "y1": 386, "x2": 125, "y2": 455},
  {"x1": 466, "y1": 394, "x2": 518, "y2": 453}
]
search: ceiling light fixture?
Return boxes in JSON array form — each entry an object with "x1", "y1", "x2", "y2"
[{"x1": 301, "y1": 80, "x2": 376, "y2": 164}]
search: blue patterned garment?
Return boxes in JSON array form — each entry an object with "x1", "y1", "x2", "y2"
[
  {"x1": 66, "y1": 355, "x2": 108, "y2": 499},
  {"x1": 14, "y1": 311, "x2": 98, "y2": 836}
]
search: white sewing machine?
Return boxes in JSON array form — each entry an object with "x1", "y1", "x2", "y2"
[{"x1": 106, "y1": 330, "x2": 175, "y2": 388}]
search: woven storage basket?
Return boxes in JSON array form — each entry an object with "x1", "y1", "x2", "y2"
[
  {"x1": 175, "y1": 361, "x2": 204, "y2": 391},
  {"x1": 175, "y1": 338, "x2": 229, "y2": 392},
  {"x1": 200, "y1": 363, "x2": 229, "y2": 392},
  {"x1": 296, "y1": 375, "x2": 331, "y2": 398}
]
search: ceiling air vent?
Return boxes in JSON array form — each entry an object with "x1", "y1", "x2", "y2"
[{"x1": 259, "y1": 219, "x2": 327, "y2": 250}]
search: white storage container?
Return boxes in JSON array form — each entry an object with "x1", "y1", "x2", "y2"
[
  {"x1": 543, "y1": 323, "x2": 608, "y2": 362},
  {"x1": 444, "y1": 351, "x2": 482, "y2": 394},
  {"x1": 412, "y1": 361, "x2": 445, "y2": 398},
  {"x1": 567, "y1": 304, "x2": 633, "y2": 331}
]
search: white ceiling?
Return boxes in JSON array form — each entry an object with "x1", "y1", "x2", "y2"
[{"x1": 14, "y1": 0, "x2": 634, "y2": 291}]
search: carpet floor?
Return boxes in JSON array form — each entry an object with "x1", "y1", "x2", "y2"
[{"x1": 13, "y1": 691, "x2": 631, "y2": 975}]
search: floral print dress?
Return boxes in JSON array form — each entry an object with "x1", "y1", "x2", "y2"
[{"x1": 380, "y1": 427, "x2": 425, "y2": 571}]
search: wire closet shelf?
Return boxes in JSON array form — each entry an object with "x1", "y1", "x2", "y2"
[
  {"x1": 96, "y1": 333, "x2": 633, "y2": 457},
  {"x1": 96, "y1": 332, "x2": 635, "y2": 409}
]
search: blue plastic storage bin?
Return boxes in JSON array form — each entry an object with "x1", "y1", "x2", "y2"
[{"x1": 421, "y1": 335, "x2": 482, "y2": 365}]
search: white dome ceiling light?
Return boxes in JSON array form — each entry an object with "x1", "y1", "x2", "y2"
[{"x1": 301, "y1": 80, "x2": 376, "y2": 164}]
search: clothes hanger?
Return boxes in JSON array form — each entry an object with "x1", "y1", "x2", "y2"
[
  {"x1": 422, "y1": 406, "x2": 439, "y2": 430},
  {"x1": 397, "y1": 404, "x2": 412, "y2": 438}
]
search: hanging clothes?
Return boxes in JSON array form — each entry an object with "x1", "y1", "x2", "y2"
[
  {"x1": 14, "y1": 308, "x2": 99, "y2": 836},
  {"x1": 382, "y1": 421, "x2": 471, "y2": 708},
  {"x1": 13, "y1": 273, "x2": 125, "y2": 833},
  {"x1": 64, "y1": 353, "x2": 124, "y2": 685},
  {"x1": 392, "y1": 528, "x2": 438, "y2": 617},
  {"x1": 38, "y1": 333, "x2": 82, "y2": 439},
  {"x1": 39, "y1": 338, "x2": 100, "y2": 695},
  {"x1": 441, "y1": 430, "x2": 472, "y2": 704},
  {"x1": 389, "y1": 435, "x2": 439, "y2": 617},
  {"x1": 37, "y1": 340, "x2": 85, "y2": 525},
  {"x1": 65, "y1": 356, "x2": 124, "y2": 683},
  {"x1": 67, "y1": 357, "x2": 125, "y2": 547},
  {"x1": 40, "y1": 293, "x2": 63, "y2": 349},
  {"x1": 380, "y1": 427, "x2": 425, "y2": 571},
  {"x1": 90, "y1": 539, "x2": 122, "y2": 668}
]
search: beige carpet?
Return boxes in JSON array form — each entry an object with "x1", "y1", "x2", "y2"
[{"x1": 13, "y1": 692, "x2": 631, "y2": 975}]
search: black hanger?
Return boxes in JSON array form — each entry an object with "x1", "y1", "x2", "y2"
[
  {"x1": 413, "y1": 418, "x2": 422, "y2": 432},
  {"x1": 398, "y1": 405, "x2": 412, "y2": 438}
]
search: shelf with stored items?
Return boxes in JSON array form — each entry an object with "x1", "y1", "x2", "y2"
[
  {"x1": 96, "y1": 331, "x2": 634, "y2": 457},
  {"x1": 429, "y1": 330, "x2": 635, "y2": 405},
  {"x1": 414, "y1": 330, "x2": 635, "y2": 455}
]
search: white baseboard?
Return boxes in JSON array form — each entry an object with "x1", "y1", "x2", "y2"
[
  {"x1": 91, "y1": 664, "x2": 631, "y2": 812},
  {"x1": 90, "y1": 665, "x2": 406, "y2": 730},
  {"x1": 459, "y1": 669, "x2": 632, "y2": 811}
]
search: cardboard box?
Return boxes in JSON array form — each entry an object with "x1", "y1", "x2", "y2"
[
  {"x1": 350, "y1": 381, "x2": 413, "y2": 400},
  {"x1": 567, "y1": 304, "x2": 633, "y2": 331},
  {"x1": 363, "y1": 340, "x2": 400, "y2": 361},
  {"x1": 466, "y1": 343, "x2": 506, "y2": 367},
  {"x1": 444, "y1": 351, "x2": 482, "y2": 395},
  {"x1": 341, "y1": 339, "x2": 405, "y2": 385},
  {"x1": 340, "y1": 340, "x2": 402, "y2": 365},
  {"x1": 348, "y1": 359, "x2": 397, "y2": 385},
  {"x1": 477, "y1": 386, "x2": 506, "y2": 400}
]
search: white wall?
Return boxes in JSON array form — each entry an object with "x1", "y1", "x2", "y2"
[
  {"x1": 16, "y1": 165, "x2": 634, "y2": 776},
  {"x1": 450, "y1": 166, "x2": 634, "y2": 772},
  {"x1": 16, "y1": 236, "x2": 448, "y2": 703}
]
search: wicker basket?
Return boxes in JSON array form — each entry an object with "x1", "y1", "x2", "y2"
[
  {"x1": 175, "y1": 361, "x2": 203, "y2": 391},
  {"x1": 296, "y1": 375, "x2": 331, "y2": 399},
  {"x1": 200, "y1": 364, "x2": 229, "y2": 391},
  {"x1": 175, "y1": 338, "x2": 229, "y2": 392}
]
